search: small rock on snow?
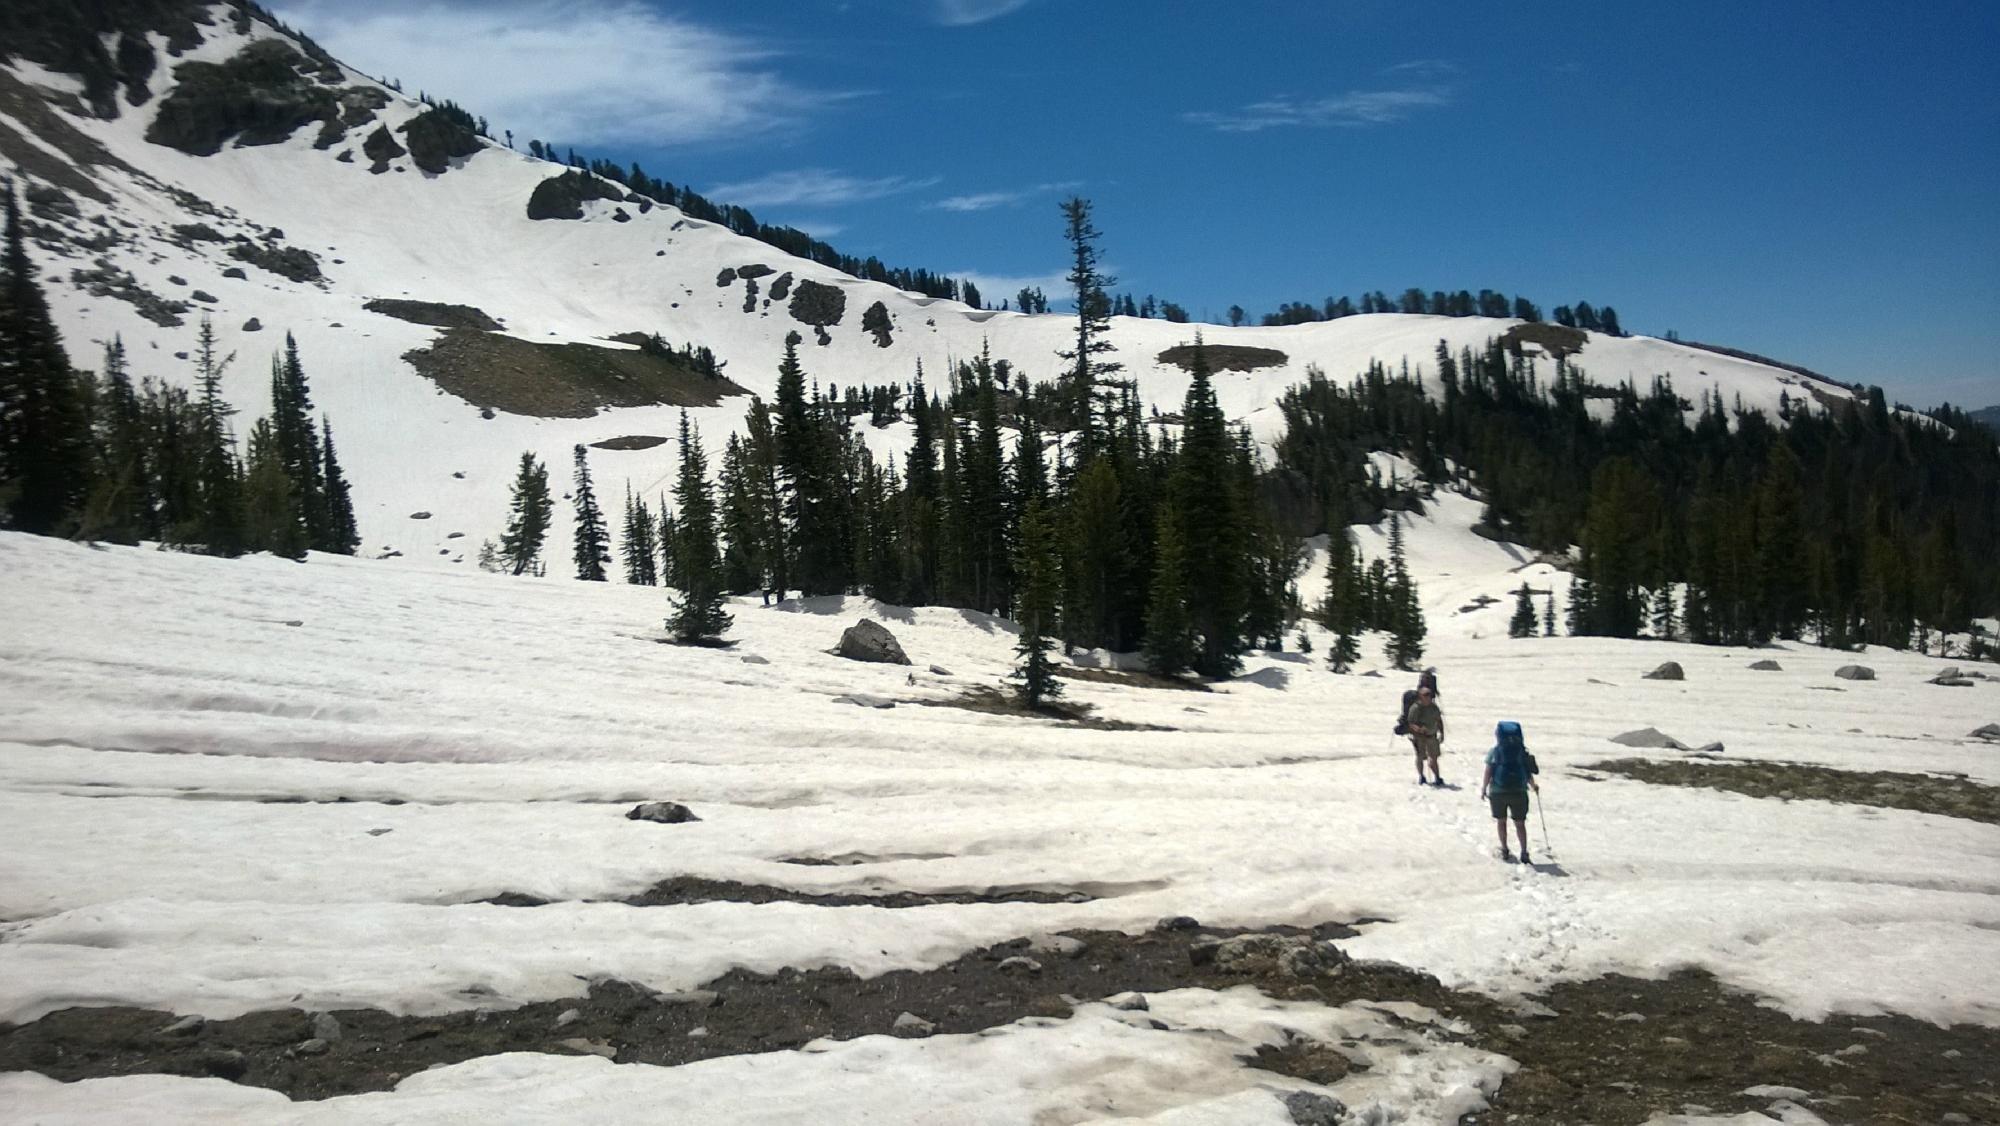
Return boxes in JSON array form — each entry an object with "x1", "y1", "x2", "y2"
[
  {"x1": 832, "y1": 693, "x2": 895, "y2": 709},
  {"x1": 928, "y1": 664, "x2": 952, "y2": 676},
  {"x1": 1282, "y1": 1090, "x2": 1347, "y2": 1126},
  {"x1": 1642, "y1": 661, "x2": 1685, "y2": 681},
  {"x1": 1748, "y1": 659, "x2": 1783, "y2": 671},
  {"x1": 740, "y1": 654, "x2": 771, "y2": 665},
  {"x1": 1609, "y1": 727, "x2": 1690, "y2": 750},
  {"x1": 1833, "y1": 665, "x2": 1875, "y2": 681},
  {"x1": 1107, "y1": 992, "x2": 1149, "y2": 1012},
  {"x1": 627, "y1": 801, "x2": 699, "y2": 824},
  {"x1": 891, "y1": 1011, "x2": 935, "y2": 1037},
  {"x1": 558, "y1": 1038, "x2": 617, "y2": 1059},
  {"x1": 996, "y1": 956, "x2": 1043, "y2": 975},
  {"x1": 1155, "y1": 915, "x2": 1200, "y2": 932},
  {"x1": 1971, "y1": 724, "x2": 2000, "y2": 741}
]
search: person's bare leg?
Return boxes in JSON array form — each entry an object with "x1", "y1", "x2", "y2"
[
  {"x1": 1495, "y1": 818, "x2": 1509, "y2": 852},
  {"x1": 1514, "y1": 817, "x2": 1530, "y2": 858}
]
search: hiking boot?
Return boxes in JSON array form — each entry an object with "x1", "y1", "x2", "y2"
[{"x1": 1500, "y1": 848, "x2": 1516, "y2": 863}]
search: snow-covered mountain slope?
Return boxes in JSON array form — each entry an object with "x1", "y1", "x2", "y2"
[
  {"x1": 3, "y1": 506, "x2": 1997, "y2": 1119},
  {"x1": 2, "y1": 8, "x2": 1863, "y2": 563}
]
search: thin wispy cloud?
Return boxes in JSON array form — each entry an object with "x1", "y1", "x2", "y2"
[
  {"x1": 933, "y1": 0, "x2": 1034, "y2": 26},
  {"x1": 1185, "y1": 87, "x2": 1452, "y2": 132},
  {"x1": 1381, "y1": 59, "x2": 1457, "y2": 78},
  {"x1": 271, "y1": 0, "x2": 820, "y2": 146},
  {"x1": 705, "y1": 169, "x2": 941, "y2": 209},
  {"x1": 928, "y1": 180, "x2": 1081, "y2": 213}
]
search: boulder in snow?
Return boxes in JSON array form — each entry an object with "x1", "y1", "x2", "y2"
[
  {"x1": 1195, "y1": 933, "x2": 1348, "y2": 978},
  {"x1": 1642, "y1": 661, "x2": 1685, "y2": 681},
  {"x1": 836, "y1": 619, "x2": 911, "y2": 665},
  {"x1": 557, "y1": 1038, "x2": 617, "y2": 1059},
  {"x1": 1610, "y1": 727, "x2": 1690, "y2": 751},
  {"x1": 996, "y1": 955, "x2": 1043, "y2": 975},
  {"x1": 1834, "y1": 665, "x2": 1875, "y2": 681},
  {"x1": 1155, "y1": 915, "x2": 1200, "y2": 932},
  {"x1": 626, "y1": 801, "x2": 699, "y2": 824},
  {"x1": 1748, "y1": 659, "x2": 1783, "y2": 671},
  {"x1": 1931, "y1": 667, "x2": 1975, "y2": 687},
  {"x1": 1284, "y1": 1090, "x2": 1348, "y2": 1126},
  {"x1": 832, "y1": 693, "x2": 896, "y2": 709},
  {"x1": 1971, "y1": 724, "x2": 2000, "y2": 741},
  {"x1": 891, "y1": 1011, "x2": 935, "y2": 1038},
  {"x1": 740, "y1": 654, "x2": 771, "y2": 665}
]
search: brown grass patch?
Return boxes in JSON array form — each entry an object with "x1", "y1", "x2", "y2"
[{"x1": 402, "y1": 329, "x2": 747, "y2": 418}]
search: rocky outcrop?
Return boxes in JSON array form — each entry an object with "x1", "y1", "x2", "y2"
[
  {"x1": 399, "y1": 107, "x2": 481, "y2": 174},
  {"x1": 526, "y1": 169, "x2": 627, "y2": 220},
  {"x1": 836, "y1": 620, "x2": 910, "y2": 665},
  {"x1": 146, "y1": 41, "x2": 360, "y2": 156}
]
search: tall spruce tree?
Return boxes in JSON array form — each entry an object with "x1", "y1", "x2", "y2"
[
  {"x1": 319, "y1": 418, "x2": 359, "y2": 554},
  {"x1": 1055, "y1": 196, "x2": 1122, "y2": 454},
  {"x1": 1143, "y1": 506, "x2": 1198, "y2": 676},
  {"x1": 1385, "y1": 513, "x2": 1427, "y2": 670},
  {"x1": 668, "y1": 411, "x2": 731, "y2": 643},
  {"x1": 268, "y1": 335, "x2": 324, "y2": 547},
  {"x1": 1013, "y1": 497, "x2": 1062, "y2": 707},
  {"x1": 0, "y1": 180, "x2": 90, "y2": 534},
  {"x1": 79, "y1": 337, "x2": 150, "y2": 544},
  {"x1": 570, "y1": 444, "x2": 609, "y2": 580},
  {"x1": 499, "y1": 451, "x2": 551, "y2": 575},
  {"x1": 1509, "y1": 582, "x2": 1537, "y2": 638},
  {"x1": 1320, "y1": 534, "x2": 1364, "y2": 672},
  {"x1": 621, "y1": 483, "x2": 659, "y2": 586},
  {"x1": 1170, "y1": 337, "x2": 1249, "y2": 677},
  {"x1": 241, "y1": 417, "x2": 304, "y2": 559}
]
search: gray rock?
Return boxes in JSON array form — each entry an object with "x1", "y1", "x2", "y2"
[
  {"x1": 1642, "y1": 661, "x2": 1685, "y2": 681},
  {"x1": 686, "y1": 1026, "x2": 709, "y2": 1038},
  {"x1": 1027, "y1": 934, "x2": 1088, "y2": 959},
  {"x1": 1695, "y1": 742, "x2": 1726, "y2": 754},
  {"x1": 1971, "y1": 724, "x2": 2000, "y2": 741},
  {"x1": 190, "y1": 289, "x2": 217, "y2": 303},
  {"x1": 312, "y1": 1012, "x2": 342, "y2": 1041},
  {"x1": 1610, "y1": 727, "x2": 1690, "y2": 750},
  {"x1": 1748, "y1": 659, "x2": 1783, "y2": 671},
  {"x1": 1282, "y1": 1089, "x2": 1348, "y2": 1126},
  {"x1": 1497, "y1": 1023, "x2": 1528, "y2": 1039},
  {"x1": 409, "y1": 511, "x2": 432, "y2": 520},
  {"x1": 740, "y1": 654, "x2": 771, "y2": 665},
  {"x1": 1933, "y1": 676, "x2": 1975, "y2": 687},
  {"x1": 626, "y1": 801, "x2": 699, "y2": 824},
  {"x1": 928, "y1": 664, "x2": 952, "y2": 676},
  {"x1": 996, "y1": 955, "x2": 1043, "y2": 975},
  {"x1": 555, "y1": 1008, "x2": 581, "y2": 1027},
  {"x1": 1189, "y1": 937, "x2": 1224, "y2": 966},
  {"x1": 832, "y1": 693, "x2": 896, "y2": 709},
  {"x1": 160, "y1": 1014, "x2": 204, "y2": 1035},
  {"x1": 1203, "y1": 933, "x2": 1349, "y2": 978},
  {"x1": 558, "y1": 1037, "x2": 617, "y2": 1059},
  {"x1": 1107, "y1": 992, "x2": 1149, "y2": 1012},
  {"x1": 221, "y1": 266, "x2": 247, "y2": 279},
  {"x1": 891, "y1": 1011, "x2": 935, "y2": 1038},
  {"x1": 836, "y1": 619, "x2": 911, "y2": 665},
  {"x1": 293, "y1": 1037, "x2": 329, "y2": 1056},
  {"x1": 655, "y1": 989, "x2": 721, "y2": 1007},
  {"x1": 1155, "y1": 915, "x2": 1200, "y2": 932},
  {"x1": 200, "y1": 1049, "x2": 248, "y2": 1079},
  {"x1": 241, "y1": 317, "x2": 262, "y2": 332},
  {"x1": 1834, "y1": 665, "x2": 1875, "y2": 681}
]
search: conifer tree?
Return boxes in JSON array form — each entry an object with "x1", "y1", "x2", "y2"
[
  {"x1": 499, "y1": 451, "x2": 551, "y2": 575},
  {"x1": 1013, "y1": 498, "x2": 1062, "y2": 707},
  {"x1": 241, "y1": 417, "x2": 305, "y2": 559},
  {"x1": 658, "y1": 494, "x2": 678, "y2": 590},
  {"x1": 190, "y1": 317, "x2": 245, "y2": 555},
  {"x1": 570, "y1": 444, "x2": 609, "y2": 580},
  {"x1": 1320, "y1": 534, "x2": 1363, "y2": 672},
  {"x1": 0, "y1": 180, "x2": 90, "y2": 534},
  {"x1": 1509, "y1": 582, "x2": 1537, "y2": 638},
  {"x1": 1171, "y1": 337, "x2": 1248, "y2": 677},
  {"x1": 1566, "y1": 575, "x2": 1594, "y2": 635},
  {"x1": 319, "y1": 417, "x2": 359, "y2": 554},
  {"x1": 668, "y1": 411, "x2": 731, "y2": 643},
  {"x1": 621, "y1": 484, "x2": 659, "y2": 585},
  {"x1": 268, "y1": 335, "x2": 324, "y2": 547},
  {"x1": 1143, "y1": 506, "x2": 1198, "y2": 677},
  {"x1": 1650, "y1": 585, "x2": 1677, "y2": 639},
  {"x1": 1542, "y1": 590, "x2": 1557, "y2": 637},
  {"x1": 715, "y1": 435, "x2": 763, "y2": 593},
  {"x1": 1385, "y1": 514, "x2": 1427, "y2": 669},
  {"x1": 1056, "y1": 196, "x2": 1122, "y2": 452},
  {"x1": 79, "y1": 337, "x2": 150, "y2": 543}
]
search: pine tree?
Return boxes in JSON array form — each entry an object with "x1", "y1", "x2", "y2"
[
  {"x1": 1055, "y1": 196, "x2": 1122, "y2": 453},
  {"x1": 621, "y1": 484, "x2": 659, "y2": 585},
  {"x1": 1566, "y1": 575, "x2": 1594, "y2": 635},
  {"x1": 668, "y1": 411, "x2": 731, "y2": 643},
  {"x1": 1385, "y1": 513, "x2": 1426, "y2": 669},
  {"x1": 1509, "y1": 582, "x2": 1537, "y2": 638},
  {"x1": 241, "y1": 417, "x2": 305, "y2": 559},
  {"x1": 190, "y1": 317, "x2": 245, "y2": 555},
  {"x1": 268, "y1": 335, "x2": 324, "y2": 548},
  {"x1": 1650, "y1": 585, "x2": 1677, "y2": 639},
  {"x1": 1013, "y1": 498, "x2": 1062, "y2": 708},
  {"x1": 499, "y1": 451, "x2": 551, "y2": 575},
  {"x1": 78, "y1": 337, "x2": 150, "y2": 544},
  {"x1": 0, "y1": 180, "x2": 90, "y2": 534},
  {"x1": 1542, "y1": 590, "x2": 1557, "y2": 637},
  {"x1": 319, "y1": 417, "x2": 359, "y2": 554},
  {"x1": 1171, "y1": 336, "x2": 1248, "y2": 677},
  {"x1": 570, "y1": 444, "x2": 609, "y2": 581},
  {"x1": 1320, "y1": 534, "x2": 1363, "y2": 672},
  {"x1": 1143, "y1": 506, "x2": 1198, "y2": 676}
]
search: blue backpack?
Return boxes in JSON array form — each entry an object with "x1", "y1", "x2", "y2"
[{"x1": 1492, "y1": 721, "x2": 1539, "y2": 789}]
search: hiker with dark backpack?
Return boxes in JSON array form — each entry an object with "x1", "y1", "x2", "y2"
[
  {"x1": 1395, "y1": 669, "x2": 1443, "y2": 783},
  {"x1": 1481, "y1": 721, "x2": 1541, "y2": 863}
]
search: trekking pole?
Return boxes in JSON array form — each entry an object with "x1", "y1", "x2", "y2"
[{"x1": 1535, "y1": 789, "x2": 1552, "y2": 855}]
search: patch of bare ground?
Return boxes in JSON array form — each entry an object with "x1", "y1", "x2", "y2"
[
  {"x1": 362, "y1": 298, "x2": 502, "y2": 331},
  {"x1": 1678, "y1": 339, "x2": 1853, "y2": 391},
  {"x1": 5, "y1": 927, "x2": 1992, "y2": 1124},
  {"x1": 1499, "y1": 321, "x2": 1587, "y2": 359},
  {"x1": 401, "y1": 329, "x2": 748, "y2": 418},
  {"x1": 1155, "y1": 343, "x2": 1288, "y2": 373},
  {"x1": 918, "y1": 684, "x2": 1176, "y2": 731},
  {"x1": 1584, "y1": 757, "x2": 2000, "y2": 824},
  {"x1": 478, "y1": 876, "x2": 1092, "y2": 910},
  {"x1": 1057, "y1": 665, "x2": 1212, "y2": 692},
  {"x1": 588, "y1": 435, "x2": 668, "y2": 451}
]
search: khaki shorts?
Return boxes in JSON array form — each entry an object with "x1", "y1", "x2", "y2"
[{"x1": 1489, "y1": 788, "x2": 1530, "y2": 820}]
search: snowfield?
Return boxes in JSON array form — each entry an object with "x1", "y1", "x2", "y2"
[{"x1": 3, "y1": 503, "x2": 1997, "y2": 1123}]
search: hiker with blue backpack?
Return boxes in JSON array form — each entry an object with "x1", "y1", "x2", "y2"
[{"x1": 1481, "y1": 721, "x2": 1541, "y2": 863}]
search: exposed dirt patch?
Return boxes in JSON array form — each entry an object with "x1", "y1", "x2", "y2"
[
  {"x1": 401, "y1": 328, "x2": 747, "y2": 418},
  {"x1": 918, "y1": 685, "x2": 1177, "y2": 731},
  {"x1": 5, "y1": 928, "x2": 1989, "y2": 1123},
  {"x1": 363, "y1": 299, "x2": 502, "y2": 331},
  {"x1": 1584, "y1": 757, "x2": 2000, "y2": 825},
  {"x1": 588, "y1": 435, "x2": 668, "y2": 451},
  {"x1": 479, "y1": 876, "x2": 1094, "y2": 910},
  {"x1": 1156, "y1": 343, "x2": 1289, "y2": 373},
  {"x1": 1500, "y1": 321, "x2": 1587, "y2": 359},
  {"x1": 1058, "y1": 665, "x2": 1213, "y2": 692},
  {"x1": 1678, "y1": 339, "x2": 1854, "y2": 391}
]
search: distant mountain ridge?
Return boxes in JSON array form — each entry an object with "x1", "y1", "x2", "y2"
[{"x1": 0, "y1": 3, "x2": 1871, "y2": 561}]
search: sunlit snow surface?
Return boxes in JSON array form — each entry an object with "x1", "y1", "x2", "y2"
[{"x1": 3, "y1": 509, "x2": 1997, "y2": 1123}]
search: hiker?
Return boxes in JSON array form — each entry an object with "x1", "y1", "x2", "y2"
[
  {"x1": 1481, "y1": 720, "x2": 1541, "y2": 863},
  {"x1": 1405, "y1": 683, "x2": 1445, "y2": 785}
]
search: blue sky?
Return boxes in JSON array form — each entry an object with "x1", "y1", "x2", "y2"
[{"x1": 281, "y1": 0, "x2": 1999, "y2": 408}]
